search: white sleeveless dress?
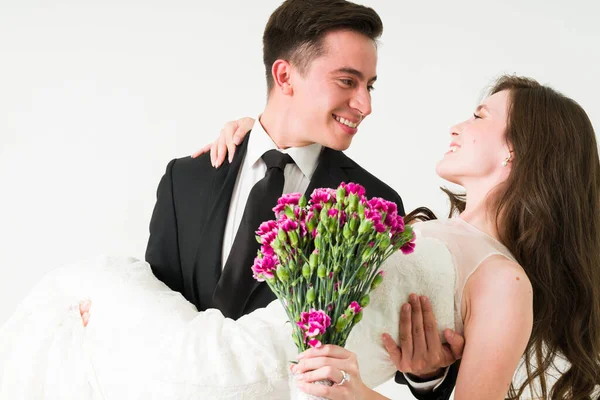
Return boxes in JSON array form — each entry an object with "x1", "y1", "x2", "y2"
[{"x1": 0, "y1": 218, "x2": 516, "y2": 399}]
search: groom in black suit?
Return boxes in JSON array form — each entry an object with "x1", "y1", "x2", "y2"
[{"x1": 144, "y1": 1, "x2": 458, "y2": 398}]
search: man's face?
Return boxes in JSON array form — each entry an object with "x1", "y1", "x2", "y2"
[{"x1": 289, "y1": 30, "x2": 377, "y2": 151}]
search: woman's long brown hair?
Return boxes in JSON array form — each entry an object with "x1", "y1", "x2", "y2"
[{"x1": 408, "y1": 75, "x2": 600, "y2": 398}]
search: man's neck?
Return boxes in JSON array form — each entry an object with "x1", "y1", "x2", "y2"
[{"x1": 260, "y1": 102, "x2": 314, "y2": 149}]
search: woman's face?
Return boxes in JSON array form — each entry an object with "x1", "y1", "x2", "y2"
[{"x1": 436, "y1": 90, "x2": 511, "y2": 187}]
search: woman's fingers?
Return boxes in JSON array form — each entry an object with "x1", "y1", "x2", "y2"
[
  {"x1": 293, "y1": 356, "x2": 348, "y2": 375},
  {"x1": 297, "y1": 365, "x2": 346, "y2": 385},
  {"x1": 191, "y1": 143, "x2": 211, "y2": 159},
  {"x1": 298, "y1": 344, "x2": 351, "y2": 360}
]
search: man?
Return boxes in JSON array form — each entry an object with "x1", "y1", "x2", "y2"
[{"x1": 83, "y1": 1, "x2": 462, "y2": 398}]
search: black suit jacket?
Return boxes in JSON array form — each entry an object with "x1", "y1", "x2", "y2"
[{"x1": 145, "y1": 133, "x2": 457, "y2": 399}]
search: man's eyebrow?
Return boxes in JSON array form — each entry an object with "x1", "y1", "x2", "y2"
[{"x1": 332, "y1": 67, "x2": 377, "y2": 82}]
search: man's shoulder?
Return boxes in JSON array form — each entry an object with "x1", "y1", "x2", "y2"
[
  {"x1": 160, "y1": 153, "x2": 212, "y2": 178},
  {"x1": 156, "y1": 154, "x2": 216, "y2": 192}
]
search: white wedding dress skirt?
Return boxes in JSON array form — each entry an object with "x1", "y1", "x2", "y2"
[{"x1": 0, "y1": 232, "x2": 458, "y2": 400}]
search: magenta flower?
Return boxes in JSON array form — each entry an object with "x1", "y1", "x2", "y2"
[
  {"x1": 348, "y1": 301, "x2": 362, "y2": 314},
  {"x1": 307, "y1": 338, "x2": 323, "y2": 348},
  {"x1": 256, "y1": 220, "x2": 278, "y2": 237},
  {"x1": 251, "y1": 254, "x2": 279, "y2": 282},
  {"x1": 340, "y1": 182, "x2": 366, "y2": 197},
  {"x1": 367, "y1": 197, "x2": 389, "y2": 214},
  {"x1": 296, "y1": 309, "x2": 331, "y2": 344},
  {"x1": 400, "y1": 230, "x2": 416, "y2": 255},
  {"x1": 272, "y1": 193, "x2": 302, "y2": 215},
  {"x1": 327, "y1": 208, "x2": 347, "y2": 226},
  {"x1": 299, "y1": 220, "x2": 308, "y2": 237},
  {"x1": 294, "y1": 206, "x2": 306, "y2": 221},
  {"x1": 261, "y1": 244, "x2": 274, "y2": 256},
  {"x1": 364, "y1": 209, "x2": 387, "y2": 233},
  {"x1": 259, "y1": 229, "x2": 278, "y2": 247},
  {"x1": 385, "y1": 201, "x2": 398, "y2": 215},
  {"x1": 310, "y1": 188, "x2": 337, "y2": 207},
  {"x1": 389, "y1": 214, "x2": 405, "y2": 235},
  {"x1": 278, "y1": 217, "x2": 298, "y2": 232}
]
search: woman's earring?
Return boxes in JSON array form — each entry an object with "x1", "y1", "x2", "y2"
[{"x1": 502, "y1": 153, "x2": 512, "y2": 167}]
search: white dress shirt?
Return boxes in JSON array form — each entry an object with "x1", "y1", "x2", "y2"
[{"x1": 221, "y1": 116, "x2": 322, "y2": 267}]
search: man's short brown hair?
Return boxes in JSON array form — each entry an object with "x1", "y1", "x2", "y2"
[{"x1": 263, "y1": 0, "x2": 383, "y2": 94}]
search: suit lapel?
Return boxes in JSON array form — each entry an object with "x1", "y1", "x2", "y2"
[{"x1": 191, "y1": 133, "x2": 251, "y2": 310}]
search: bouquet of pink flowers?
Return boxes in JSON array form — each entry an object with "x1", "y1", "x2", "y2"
[{"x1": 252, "y1": 182, "x2": 416, "y2": 352}]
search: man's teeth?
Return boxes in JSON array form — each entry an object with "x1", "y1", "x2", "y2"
[
  {"x1": 334, "y1": 115, "x2": 358, "y2": 129},
  {"x1": 450, "y1": 146, "x2": 459, "y2": 153}
]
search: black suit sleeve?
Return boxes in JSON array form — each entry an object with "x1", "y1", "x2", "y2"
[
  {"x1": 394, "y1": 361, "x2": 458, "y2": 399},
  {"x1": 145, "y1": 159, "x2": 184, "y2": 294}
]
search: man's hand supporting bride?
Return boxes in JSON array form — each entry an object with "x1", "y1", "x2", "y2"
[{"x1": 289, "y1": 294, "x2": 464, "y2": 399}]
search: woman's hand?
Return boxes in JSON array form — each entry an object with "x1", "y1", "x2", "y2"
[
  {"x1": 191, "y1": 117, "x2": 255, "y2": 167},
  {"x1": 291, "y1": 345, "x2": 380, "y2": 400}
]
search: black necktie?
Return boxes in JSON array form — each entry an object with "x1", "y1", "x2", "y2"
[{"x1": 214, "y1": 149, "x2": 295, "y2": 318}]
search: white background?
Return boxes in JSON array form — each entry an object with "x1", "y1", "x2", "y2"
[{"x1": 1, "y1": 0, "x2": 598, "y2": 397}]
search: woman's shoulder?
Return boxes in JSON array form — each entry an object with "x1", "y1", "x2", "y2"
[{"x1": 465, "y1": 255, "x2": 532, "y2": 311}]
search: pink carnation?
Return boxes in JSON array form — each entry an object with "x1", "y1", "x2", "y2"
[
  {"x1": 259, "y1": 230, "x2": 278, "y2": 247},
  {"x1": 299, "y1": 220, "x2": 308, "y2": 237},
  {"x1": 310, "y1": 188, "x2": 337, "y2": 207},
  {"x1": 278, "y1": 217, "x2": 298, "y2": 232},
  {"x1": 256, "y1": 220, "x2": 278, "y2": 237},
  {"x1": 251, "y1": 254, "x2": 279, "y2": 282},
  {"x1": 261, "y1": 244, "x2": 274, "y2": 256},
  {"x1": 367, "y1": 197, "x2": 389, "y2": 214},
  {"x1": 389, "y1": 214, "x2": 405, "y2": 235},
  {"x1": 364, "y1": 209, "x2": 387, "y2": 233},
  {"x1": 348, "y1": 301, "x2": 362, "y2": 314},
  {"x1": 400, "y1": 230, "x2": 416, "y2": 255},
  {"x1": 296, "y1": 309, "x2": 331, "y2": 344},
  {"x1": 340, "y1": 182, "x2": 366, "y2": 197},
  {"x1": 327, "y1": 208, "x2": 347, "y2": 225},
  {"x1": 272, "y1": 193, "x2": 302, "y2": 215}
]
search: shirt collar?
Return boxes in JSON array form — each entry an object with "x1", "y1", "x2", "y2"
[{"x1": 246, "y1": 115, "x2": 322, "y2": 180}]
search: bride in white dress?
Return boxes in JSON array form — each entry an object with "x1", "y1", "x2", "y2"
[{"x1": 1, "y1": 75, "x2": 599, "y2": 400}]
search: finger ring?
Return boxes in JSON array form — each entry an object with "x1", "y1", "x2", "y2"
[{"x1": 336, "y1": 370, "x2": 350, "y2": 385}]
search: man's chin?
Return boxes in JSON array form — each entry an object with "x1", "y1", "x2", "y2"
[{"x1": 327, "y1": 137, "x2": 353, "y2": 151}]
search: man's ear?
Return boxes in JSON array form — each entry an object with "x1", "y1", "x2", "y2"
[{"x1": 271, "y1": 59, "x2": 294, "y2": 96}]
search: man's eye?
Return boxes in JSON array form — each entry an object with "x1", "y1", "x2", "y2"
[
  {"x1": 473, "y1": 113, "x2": 482, "y2": 119},
  {"x1": 340, "y1": 79, "x2": 354, "y2": 87},
  {"x1": 367, "y1": 85, "x2": 375, "y2": 92}
]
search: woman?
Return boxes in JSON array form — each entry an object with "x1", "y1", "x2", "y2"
[{"x1": 0, "y1": 75, "x2": 598, "y2": 400}]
